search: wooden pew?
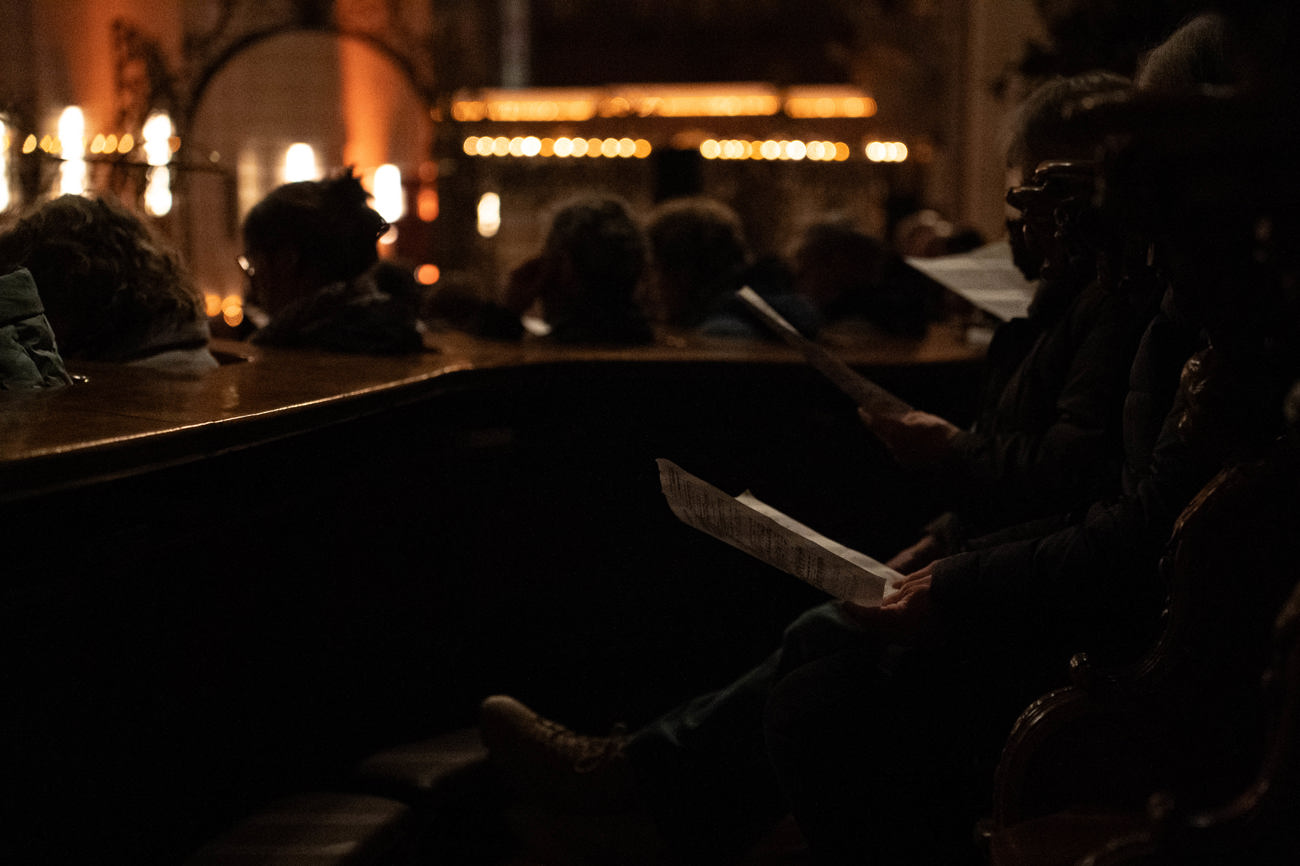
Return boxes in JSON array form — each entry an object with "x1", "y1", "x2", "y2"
[{"x1": 1, "y1": 327, "x2": 983, "y2": 864}]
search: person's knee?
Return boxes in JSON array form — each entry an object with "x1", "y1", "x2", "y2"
[{"x1": 779, "y1": 601, "x2": 862, "y2": 660}]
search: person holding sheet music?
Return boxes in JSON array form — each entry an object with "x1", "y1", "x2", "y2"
[
  {"x1": 768, "y1": 12, "x2": 1300, "y2": 864},
  {"x1": 474, "y1": 68, "x2": 1189, "y2": 865}
]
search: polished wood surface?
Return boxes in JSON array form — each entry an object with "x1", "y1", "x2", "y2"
[{"x1": 0, "y1": 323, "x2": 984, "y2": 501}]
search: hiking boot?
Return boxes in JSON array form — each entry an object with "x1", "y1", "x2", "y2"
[{"x1": 479, "y1": 694, "x2": 637, "y2": 813}]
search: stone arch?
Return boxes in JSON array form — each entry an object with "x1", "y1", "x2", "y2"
[{"x1": 176, "y1": 1, "x2": 440, "y2": 138}]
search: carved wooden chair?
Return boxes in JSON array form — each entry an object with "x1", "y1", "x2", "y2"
[{"x1": 987, "y1": 433, "x2": 1300, "y2": 866}]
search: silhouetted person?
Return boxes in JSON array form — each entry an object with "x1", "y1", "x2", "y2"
[
  {"x1": 431, "y1": 193, "x2": 654, "y2": 345},
  {"x1": 507, "y1": 193, "x2": 654, "y2": 345},
  {"x1": 791, "y1": 218, "x2": 935, "y2": 338},
  {"x1": 0, "y1": 194, "x2": 217, "y2": 375},
  {"x1": 644, "y1": 195, "x2": 820, "y2": 340},
  {"x1": 241, "y1": 169, "x2": 423, "y2": 354}
]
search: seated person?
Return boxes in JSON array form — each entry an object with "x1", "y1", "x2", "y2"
[
  {"x1": 0, "y1": 194, "x2": 217, "y2": 375},
  {"x1": 790, "y1": 218, "x2": 938, "y2": 338},
  {"x1": 431, "y1": 193, "x2": 653, "y2": 345},
  {"x1": 511, "y1": 193, "x2": 655, "y2": 345},
  {"x1": 643, "y1": 195, "x2": 820, "y2": 339},
  {"x1": 474, "y1": 69, "x2": 1221, "y2": 866},
  {"x1": 240, "y1": 169, "x2": 424, "y2": 354}
]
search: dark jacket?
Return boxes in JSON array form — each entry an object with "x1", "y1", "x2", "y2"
[
  {"x1": 924, "y1": 275, "x2": 1157, "y2": 549},
  {"x1": 0, "y1": 268, "x2": 72, "y2": 389},
  {"x1": 927, "y1": 288, "x2": 1290, "y2": 675},
  {"x1": 251, "y1": 265, "x2": 424, "y2": 355}
]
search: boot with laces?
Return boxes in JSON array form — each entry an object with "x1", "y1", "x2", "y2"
[{"x1": 479, "y1": 694, "x2": 638, "y2": 814}]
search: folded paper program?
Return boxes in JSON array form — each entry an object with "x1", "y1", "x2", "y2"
[{"x1": 657, "y1": 458, "x2": 902, "y2": 606}]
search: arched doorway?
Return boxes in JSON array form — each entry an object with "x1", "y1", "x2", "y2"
[{"x1": 179, "y1": 29, "x2": 435, "y2": 327}]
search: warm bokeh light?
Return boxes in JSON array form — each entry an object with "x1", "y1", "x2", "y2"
[
  {"x1": 417, "y1": 187, "x2": 439, "y2": 222},
  {"x1": 221, "y1": 294, "x2": 244, "y2": 328},
  {"x1": 22, "y1": 134, "x2": 36, "y2": 154},
  {"x1": 58, "y1": 106, "x2": 86, "y2": 195},
  {"x1": 372, "y1": 164, "x2": 405, "y2": 224},
  {"x1": 601, "y1": 84, "x2": 781, "y2": 118},
  {"x1": 142, "y1": 113, "x2": 172, "y2": 166},
  {"x1": 283, "y1": 142, "x2": 319, "y2": 182},
  {"x1": 462, "y1": 135, "x2": 652, "y2": 160},
  {"x1": 451, "y1": 83, "x2": 883, "y2": 125},
  {"x1": 453, "y1": 89, "x2": 600, "y2": 123},
  {"x1": 477, "y1": 192, "x2": 501, "y2": 238},
  {"x1": 865, "y1": 141, "x2": 909, "y2": 163},
  {"x1": 700, "y1": 138, "x2": 851, "y2": 162},
  {"x1": 415, "y1": 263, "x2": 440, "y2": 285},
  {"x1": 204, "y1": 292, "x2": 223, "y2": 318},
  {"x1": 784, "y1": 87, "x2": 878, "y2": 119},
  {"x1": 142, "y1": 112, "x2": 175, "y2": 216},
  {"x1": 144, "y1": 166, "x2": 173, "y2": 216},
  {"x1": 0, "y1": 118, "x2": 9, "y2": 212}
]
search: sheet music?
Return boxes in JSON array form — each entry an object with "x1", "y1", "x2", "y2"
[
  {"x1": 904, "y1": 240, "x2": 1034, "y2": 321},
  {"x1": 735, "y1": 287, "x2": 913, "y2": 419},
  {"x1": 657, "y1": 458, "x2": 902, "y2": 606}
]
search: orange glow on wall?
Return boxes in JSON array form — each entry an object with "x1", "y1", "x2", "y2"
[{"x1": 339, "y1": 36, "x2": 393, "y2": 178}]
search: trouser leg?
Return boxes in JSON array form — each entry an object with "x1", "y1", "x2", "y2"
[
  {"x1": 764, "y1": 643, "x2": 1014, "y2": 866},
  {"x1": 626, "y1": 601, "x2": 875, "y2": 862}
]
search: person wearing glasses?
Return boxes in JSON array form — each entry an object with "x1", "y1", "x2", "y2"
[{"x1": 239, "y1": 168, "x2": 424, "y2": 354}]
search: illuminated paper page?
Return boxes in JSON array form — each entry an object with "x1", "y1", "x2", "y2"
[
  {"x1": 657, "y1": 458, "x2": 902, "y2": 607},
  {"x1": 735, "y1": 286, "x2": 912, "y2": 419},
  {"x1": 904, "y1": 240, "x2": 1034, "y2": 322}
]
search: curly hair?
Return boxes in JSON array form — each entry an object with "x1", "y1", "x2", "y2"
[
  {"x1": 0, "y1": 194, "x2": 204, "y2": 361},
  {"x1": 242, "y1": 168, "x2": 387, "y2": 286}
]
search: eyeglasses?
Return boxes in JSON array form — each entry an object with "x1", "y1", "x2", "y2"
[{"x1": 236, "y1": 254, "x2": 255, "y2": 278}]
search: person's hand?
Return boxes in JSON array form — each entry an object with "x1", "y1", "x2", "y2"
[
  {"x1": 858, "y1": 407, "x2": 960, "y2": 467},
  {"x1": 503, "y1": 255, "x2": 549, "y2": 314},
  {"x1": 841, "y1": 563, "x2": 936, "y2": 642},
  {"x1": 885, "y1": 533, "x2": 941, "y2": 573}
]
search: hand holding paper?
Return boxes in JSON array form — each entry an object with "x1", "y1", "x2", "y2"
[{"x1": 657, "y1": 458, "x2": 903, "y2": 607}]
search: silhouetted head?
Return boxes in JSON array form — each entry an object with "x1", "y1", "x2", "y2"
[
  {"x1": 1005, "y1": 70, "x2": 1132, "y2": 185},
  {"x1": 241, "y1": 168, "x2": 387, "y2": 315},
  {"x1": 791, "y1": 219, "x2": 889, "y2": 312},
  {"x1": 503, "y1": 193, "x2": 650, "y2": 344},
  {"x1": 644, "y1": 196, "x2": 749, "y2": 327},
  {"x1": 1136, "y1": 12, "x2": 1235, "y2": 93},
  {"x1": 0, "y1": 194, "x2": 207, "y2": 362}
]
